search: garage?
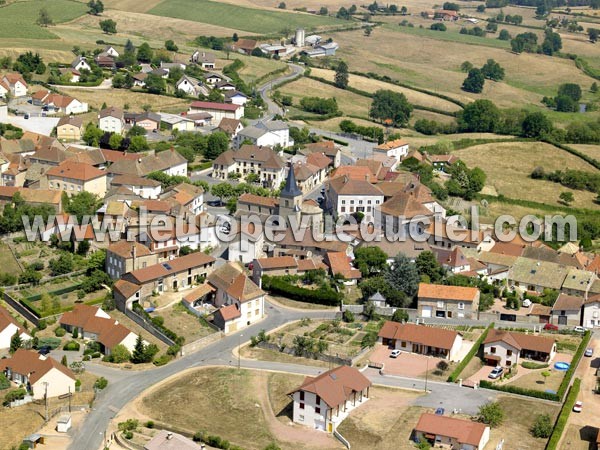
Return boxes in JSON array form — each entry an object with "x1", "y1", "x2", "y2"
[{"x1": 421, "y1": 306, "x2": 432, "y2": 318}]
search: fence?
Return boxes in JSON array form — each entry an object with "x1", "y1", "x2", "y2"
[
  {"x1": 180, "y1": 331, "x2": 224, "y2": 356},
  {"x1": 256, "y1": 341, "x2": 371, "y2": 367},
  {"x1": 123, "y1": 308, "x2": 176, "y2": 346},
  {"x1": 341, "y1": 304, "x2": 418, "y2": 320},
  {"x1": 3, "y1": 290, "x2": 39, "y2": 326}
]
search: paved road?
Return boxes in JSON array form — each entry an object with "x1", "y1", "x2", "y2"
[
  {"x1": 257, "y1": 63, "x2": 304, "y2": 122},
  {"x1": 53, "y1": 78, "x2": 113, "y2": 90}
]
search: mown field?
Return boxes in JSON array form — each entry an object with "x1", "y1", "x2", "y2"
[
  {"x1": 0, "y1": 0, "x2": 88, "y2": 39},
  {"x1": 453, "y1": 141, "x2": 599, "y2": 208},
  {"x1": 148, "y1": 0, "x2": 346, "y2": 34}
]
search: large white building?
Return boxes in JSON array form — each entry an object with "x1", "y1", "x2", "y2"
[
  {"x1": 99, "y1": 106, "x2": 125, "y2": 134},
  {"x1": 234, "y1": 120, "x2": 292, "y2": 149},
  {"x1": 583, "y1": 295, "x2": 600, "y2": 328},
  {"x1": 288, "y1": 366, "x2": 371, "y2": 433},
  {"x1": 325, "y1": 175, "x2": 384, "y2": 223},
  {"x1": 212, "y1": 145, "x2": 286, "y2": 188},
  {"x1": 189, "y1": 101, "x2": 243, "y2": 121}
]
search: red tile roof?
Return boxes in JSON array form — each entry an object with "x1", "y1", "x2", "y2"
[
  {"x1": 326, "y1": 251, "x2": 361, "y2": 280},
  {"x1": 484, "y1": 329, "x2": 555, "y2": 354},
  {"x1": 190, "y1": 101, "x2": 240, "y2": 112},
  {"x1": 215, "y1": 304, "x2": 241, "y2": 321},
  {"x1": 0, "y1": 349, "x2": 74, "y2": 384},
  {"x1": 126, "y1": 252, "x2": 215, "y2": 284},
  {"x1": 415, "y1": 413, "x2": 488, "y2": 447},
  {"x1": 47, "y1": 160, "x2": 105, "y2": 181},
  {"x1": 378, "y1": 322, "x2": 460, "y2": 350},
  {"x1": 418, "y1": 283, "x2": 479, "y2": 302}
]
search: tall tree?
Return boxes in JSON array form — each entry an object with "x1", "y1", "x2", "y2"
[
  {"x1": 369, "y1": 89, "x2": 413, "y2": 126},
  {"x1": 36, "y1": 8, "x2": 53, "y2": 27},
  {"x1": 354, "y1": 246, "x2": 388, "y2": 277},
  {"x1": 9, "y1": 331, "x2": 22, "y2": 354},
  {"x1": 334, "y1": 61, "x2": 349, "y2": 89},
  {"x1": 462, "y1": 68, "x2": 485, "y2": 93},
  {"x1": 415, "y1": 251, "x2": 445, "y2": 283},
  {"x1": 136, "y1": 42, "x2": 153, "y2": 63},
  {"x1": 205, "y1": 131, "x2": 229, "y2": 159},
  {"x1": 480, "y1": 59, "x2": 505, "y2": 81},
  {"x1": 384, "y1": 254, "x2": 420, "y2": 304},
  {"x1": 521, "y1": 112, "x2": 553, "y2": 138},
  {"x1": 458, "y1": 99, "x2": 500, "y2": 132},
  {"x1": 99, "y1": 19, "x2": 117, "y2": 34},
  {"x1": 130, "y1": 334, "x2": 147, "y2": 364}
]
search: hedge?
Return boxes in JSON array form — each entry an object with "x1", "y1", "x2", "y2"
[
  {"x1": 546, "y1": 378, "x2": 581, "y2": 450},
  {"x1": 25, "y1": 283, "x2": 84, "y2": 302},
  {"x1": 261, "y1": 275, "x2": 342, "y2": 306},
  {"x1": 447, "y1": 322, "x2": 494, "y2": 382},
  {"x1": 556, "y1": 330, "x2": 591, "y2": 400},
  {"x1": 542, "y1": 139, "x2": 600, "y2": 171},
  {"x1": 478, "y1": 380, "x2": 560, "y2": 401}
]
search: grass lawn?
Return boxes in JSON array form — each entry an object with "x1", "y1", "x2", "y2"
[
  {"x1": 267, "y1": 372, "x2": 306, "y2": 421},
  {"x1": 269, "y1": 295, "x2": 337, "y2": 310},
  {"x1": 489, "y1": 396, "x2": 560, "y2": 450},
  {"x1": 335, "y1": 391, "x2": 423, "y2": 450},
  {"x1": 237, "y1": 56, "x2": 288, "y2": 85},
  {"x1": 61, "y1": 87, "x2": 190, "y2": 112},
  {"x1": 241, "y1": 345, "x2": 331, "y2": 367},
  {"x1": 151, "y1": 303, "x2": 215, "y2": 344},
  {"x1": 140, "y1": 368, "x2": 277, "y2": 450},
  {"x1": 0, "y1": 0, "x2": 87, "y2": 39},
  {"x1": 453, "y1": 141, "x2": 599, "y2": 209},
  {"x1": 506, "y1": 367, "x2": 564, "y2": 392},
  {"x1": 148, "y1": 0, "x2": 346, "y2": 34},
  {"x1": 570, "y1": 144, "x2": 600, "y2": 163},
  {"x1": 280, "y1": 77, "x2": 372, "y2": 119},
  {"x1": 0, "y1": 242, "x2": 22, "y2": 276}
]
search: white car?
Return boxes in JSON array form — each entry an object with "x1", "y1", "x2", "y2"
[
  {"x1": 573, "y1": 326, "x2": 586, "y2": 333},
  {"x1": 488, "y1": 366, "x2": 504, "y2": 379},
  {"x1": 390, "y1": 349, "x2": 401, "y2": 358},
  {"x1": 573, "y1": 401, "x2": 583, "y2": 413}
]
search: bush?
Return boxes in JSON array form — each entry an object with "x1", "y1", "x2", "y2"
[
  {"x1": 546, "y1": 378, "x2": 581, "y2": 450},
  {"x1": 531, "y1": 413, "x2": 552, "y2": 438},
  {"x1": 145, "y1": 420, "x2": 155, "y2": 429},
  {"x1": 299, "y1": 97, "x2": 338, "y2": 115},
  {"x1": 37, "y1": 337, "x2": 61, "y2": 349},
  {"x1": 124, "y1": 431, "x2": 133, "y2": 440},
  {"x1": 261, "y1": 276, "x2": 342, "y2": 306},
  {"x1": 0, "y1": 373, "x2": 10, "y2": 390},
  {"x1": 94, "y1": 377, "x2": 108, "y2": 390},
  {"x1": 448, "y1": 323, "x2": 493, "y2": 382},
  {"x1": 118, "y1": 418, "x2": 139, "y2": 432},
  {"x1": 478, "y1": 380, "x2": 560, "y2": 401},
  {"x1": 477, "y1": 401, "x2": 504, "y2": 427},
  {"x1": 63, "y1": 340, "x2": 80, "y2": 351},
  {"x1": 3, "y1": 388, "x2": 27, "y2": 406},
  {"x1": 54, "y1": 327, "x2": 66, "y2": 337},
  {"x1": 521, "y1": 361, "x2": 548, "y2": 370},
  {"x1": 342, "y1": 310, "x2": 355, "y2": 322}
]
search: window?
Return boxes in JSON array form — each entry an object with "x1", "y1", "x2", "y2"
[
  {"x1": 490, "y1": 346, "x2": 496, "y2": 354},
  {"x1": 299, "y1": 415, "x2": 304, "y2": 421},
  {"x1": 315, "y1": 407, "x2": 321, "y2": 414},
  {"x1": 506, "y1": 360, "x2": 512, "y2": 366},
  {"x1": 458, "y1": 302, "x2": 465, "y2": 310},
  {"x1": 350, "y1": 200, "x2": 354, "y2": 204},
  {"x1": 300, "y1": 392, "x2": 304, "y2": 401},
  {"x1": 507, "y1": 350, "x2": 512, "y2": 357},
  {"x1": 299, "y1": 403, "x2": 305, "y2": 409},
  {"x1": 316, "y1": 395, "x2": 320, "y2": 405}
]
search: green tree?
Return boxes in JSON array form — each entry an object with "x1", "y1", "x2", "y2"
[
  {"x1": 206, "y1": 131, "x2": 229, "y2": 159},
  {"x1": 384, "y1": 254, "x2": 420, "y2": 303},
  {"x1": 460, "y1": 61, "x2": 473, "y2": 72},
  {"x1": 9, "y1": 331, "x2": 22, "y2": 354},
  {"x1": 36, "y1": 8, "x2": 53, "y2": 27},
  {"x1": 498, "y1": 29, "x2": 511, "y2": 40},
  {"x1": 591, "y1": 82, "x2": 598, "y2": 93},
  {"x1": 99, "y1": 19, "x2": 117, "y2": 34},
  {"x1": 334, "y1": 60, "x2": 349, "y2": 89},
  {"x1": 589, "y1": 28, "x2": 600, "y2": 43},
  {"x1": 559, "y1": 191, "x2": 574, "y2": 205},
  {"x1": 480, "y1": 59, "x2": 505, "y2": 81},
  {"x1": 145, "y1": 74, "x2": 166, "y2": 94},
  {"x1": 129, "y1": 135, "x2": 149, "y2": 152},
  {"x1": 49, "y1": 253, "x2": 74, "y2": 275},
  {"x1": 369, "y1": 89, "x2": 412, "y2": 126},
  {"x1": 415, "y1": 251, "x2": 444, "y2": 283},
  {"x1": 87, "y1": 0, "x2": 104, "y2": 15},
  {"x1": 391, "y1": 309, "x2": 408, "y2": 323},
  {"x1": 558, "y1": 83, "x2": 582, "y2": 102},
  {"x1": 458, "y1": 99, "x2": 500, "y2": 132},
  {"x1": 521, "y1": 112, "x2": 553, "y2": 138},
  {"x1": 278, "y1": 1, "x2": 286, "y2": 8},
  {"x1": 130, "y1": 334, "x2": 149, "y2": 363},
  {"x1": 211, "y1": 182, "x2": 235, "y2": 202},
  {"x1": 354, "y1": 247, "x2": 388, "y2": 277},
  {"x1": 555, "y1": 95, "x2": 577, "y2": 112},
  {"x1": 478, "y1": 401, "x2": 504, "y2": 427},
  {"x1": 61, "y1": 355, "x2": 68, "y2": 366},
  {"x1": 109, "y1": 344, "x2": 131, "y2": 363},
  {"x1": 540, "y1": 370, "x2": 551, "y2": 383},
  {"x1": 462, "y1": 68, "x2": 485, "y2": 93},
  {"x1": 165, "y1": 39, "x2": 178, "y2": 52},
  {"x1": 530, "y1": 413, "x2": 552, "y2": 438},
  {"x1": 109, "y1": 133, "x2": 123, "y2": 150},
  {"x1": 65, "y1": 191, "x2": 101, "y2": 220},
  {"x1": 136, "y1": 42, "x2": 153, "y2": 63},
  {"x1": 83, "y1": 122, "x2": 103, "y2": 146}
]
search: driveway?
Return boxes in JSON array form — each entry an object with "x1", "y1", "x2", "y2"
[
  {"x1": 369, "y1": 344, "x2": 445, "y2": 378},
  {"x1": 465, "y1": 365, "x2": 494, "y2": 387}
]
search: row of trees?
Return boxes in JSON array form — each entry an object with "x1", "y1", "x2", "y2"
[{"x1": 461, "y1": 59, "x2": 505, "y2": 94}]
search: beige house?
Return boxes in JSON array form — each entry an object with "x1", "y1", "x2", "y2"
[
  {"x1": 56, "y1": 116, "x2": 84, "y2": 142},
  {"x1": 288, "y1": 366, "x2": 371, "y2": 433},
  {"x1": 483, "y1": 329, "x2": 557, "y2": 368},
  {"x1": 378, "y1": 322, "x2": 463, "y2": 361},
  {"x1": 551, "y1": 293, "x2": 584, "y2": 326},
  {"x1": 105, "y1": 241, "x2": 159, "y2": 280},
  {"x1": 46, "y1": 160, "x2": 107, "y2": 197},
  {"x1": 0, "y1": 349, "x2": 75, "y2": 399},
  {"x1": 413, "y1": 413, "x2": 490, "y2": 450},
  {"x1": 417, "y1": 283, "x2": 480, "y2": 319}
]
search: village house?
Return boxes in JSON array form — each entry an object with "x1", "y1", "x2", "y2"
[
  {"x1": 224, "y1": 90, "x2": 249, "y2": 106},
  {"x1": 99, "y1": 106, "x2": 125, "y2": 134},
  {"x1": 33, "y1": 91, "x2": 88, "y2": 115},
  {"x1": 212, "y1": 145, "x2": 286, "y2": 188},
  {"x1": 417, "y1": 283, "x2": 480, "y2": 319},
  {"x1": 0, "y1": 349, "x2": 75, "y2": 399},
  {"x1": 95, "y1": 54, "x2": 115, "y2": 69},
  {"x1": 71, "y1": 56, "x2": 91, "y2": 72},
  {"x1": 288, "y1": 366, "x2": 371, "y2": 433},
  {"x1": 217, "y1": 118, "x2": 243, "y2": 138},
  {"x1": 234, "y1": 120, "x2": 292, "y2": 149},
  {"x1": 190, "y1": 50, "x2": 216, "y2": 69},
  {"x1": 159, "y1": 113, "x2": 196, "y2": 132},
  {"x1": 251, "y1": 256, "x2": 299, "y2": 284},
  {"x1": 114, "y1": 252, "x2": 216, "y2": 310},
  {"x1": 434, "y1": 9, "x2": 459, "y2": 21},
  {"x1": 232, "y1": 39, "x2": 257, "y2": 54},
  {"x1": 160, "y1": 182, "x2": 204, "y2": 215},
  {"x1": 325, "y1": 176, "x2": 384, "y2": 224},
  {"x1": 106, "y1": 241, "x2": 159, "y2": 279},
  {"x1": 110, "y1": 174, "x2": 162, "y2": 199},
  {"x1": 508, "y1": 257, "x2": 569, "y2": 293},
  {"x1": 0, "y1": 305, "x2": 31, "y2": 350},
  {"x1": 59, "y1": 304, "x2": 139, "y2": 355},
  {"x1": 2, "y1": 73, "x2": 28, "y2": 97},
  {"x1": 46, "y1": 160, "x2": 107, "y2": 197},
  {"x1": 216, "y1": 80, "x2": 237, "y2": 91},
  {"x1": 128, "y1": 111, "x2": 161, "y2": 132},
  {"x1": 325, "y1": 251, "x2": 361, "y2": 284},
  {"x1": 56, "y1": 116, "x2": 84, "y2": 142},
  {"x1": 483, "y1": 329, "x2": 557, "y2": 367},
  {"x1": 551, "y1": 293, "x2": 584, "y2": 326},
  {"x1": 176, "y1": 75, "x2": 208, "y2": 97},
  {"x1": 561, "y1": 267, "x2": 596, "y2": 297},
  {"x1": 189, "y1": 101, "x2": 243, "y2": 121},
  {"x1": 375, "y1": 191, "x2": 436, "y2": 238},
  {"x1": 59, "y1": 68, "x2": 81, "y2": 83},
  {"x1": 108, "y1": 148, "x2": 188, "y2": 178},
  {"x1": 413, "y1": 413, "x2": 490, "y2": 450},
  {"x1": 582, "y1": 294, "x2": 600, "y2": 328},
  {"x1": 299, "y1": 141, "x2": 341, "y2": 168},
  {"x1": 374, "y1": 138, "x2": 409, "y2": 163},
  {"x1": 378, "y1": 322, "x2": 463, "y2": 361},
  {"x1": 0, "y1": 186, "x2": 62, "y2": 212}
]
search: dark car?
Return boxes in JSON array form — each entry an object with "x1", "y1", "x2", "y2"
[
  {"x1": 543, "y1": 323, "x2": 559, "y2": 331},
  {"x1": 37, "y1": 346, "x2": 51, "y2": 355},
  {"x1": 435, "y1": 408, "x2": 445, "y2": 415}
]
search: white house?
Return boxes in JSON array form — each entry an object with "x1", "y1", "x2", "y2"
[
  {"x1": 110, "y1": 174, "x2": 162, "y2": 199},
  {"x1": 176, "y1": 75, "x2": 208, "y2": 97},
  {"x1": 2, "y1": 73, "x2": 28, "y2": 97},
  {"x1": 212, "y1": 145, "x2": 286, "y2": 188},
  {"x1": 47, "y1": 95, "x2": 88, "y2": 115},
  {"x1": 189, "y1": 101, "x2": 243, "y2": 122},
  {"x1": 483, "y1": 329, "x2": 557, "y2": 368},
  {"x1": 99, "y1": 106, "x2": 125, "y2": 134},
  {"x1": 71, "y1": 56, "x2": 91, "y2": 72},
  {"x1": 583, "y1": 295, "x2": 600, "y2": 328},
  {"x1": 377, "y1": 322, "x2": 463, "y2": 361},
  {"x1": 0, "y1": 349, "x2": 76, "y2": 400},
  {"x1": 234, "y1": 120, "x2": 292, "y2": 149},
  {"x1": 288, "y1": 366, "x2": 371, "y2": 433},
  {"x1": 103, "y1": 46, "x2": 120, "y2": 58},
  {"x1": 224, "y1": 90, "x2": 248, "y2": 106},
  {"x1": 325, "y1": 175, "x2": 384, "y2": 223},
  {"x1": 190, "y1": 50, "x2": 216, "y2": 69},
  {"x1": 373, "y1": 138, "x2": 409, "y2": 163},
  {"x1": 0, "y1": 306, "x2": 31, "y2": 350}
]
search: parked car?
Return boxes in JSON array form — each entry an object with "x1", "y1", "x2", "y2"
[
  {"x1": 37, "y1": 346, "x2": 51, "y2": 355},
  {"x1": 543, "y1": 323, "x2": 559, "y2": 331},
  {"x1": 390, "y1": 349, "x2": 401, "y2": 358},
  {"x1": 488, "y1": 366, "x2": 504, "y2": 379},
  {"x1": 573, "y1": 326, "x2": 586, "y2": 333},
  {"x1": 435, "y1": 408, "x2": 445, "y2": 415},
  {"x1": 24, "y1": 113, "x2": 29, "y2": 119},
  {"x1": 573, "y1": 401, "x2": 583, "y2": 413},
  {"x1": 584, "y1": 348, "x2": 593, "y2": 357}
]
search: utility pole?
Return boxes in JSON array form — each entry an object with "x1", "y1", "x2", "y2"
[{"x1": 44, "y1": 382, "x2": 48, "y2": 421}]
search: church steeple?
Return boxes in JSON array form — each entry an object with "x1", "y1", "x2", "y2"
[{"x1": 280, "y1": 165, "x2": 302, "y2": 198}]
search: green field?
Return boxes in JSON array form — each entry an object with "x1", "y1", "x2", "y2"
[
  {"x1": 148, "y1": 0, "x2": 346, "y2": 34},
  {"x1": 0, "y1": 0, "x2": 88, "y2": 39}
]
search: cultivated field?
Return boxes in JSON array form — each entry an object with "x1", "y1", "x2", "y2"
[
  {"x1": 148, "y1": 0, "x2": 346, "y2": 34},
  {"x1": 570, "y1": 144, "x2": 600, "y2": 163},
  {"x1": 61, "y1": 87, "x2": 190, "y2": 112},
  {"x1": 308, "y1": 68, "x2": 462, "y2": 113},
  {"x1": 453, "y1": 141, "x2": 600, "y2": 208}
]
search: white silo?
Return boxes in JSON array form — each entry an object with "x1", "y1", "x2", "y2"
[{"x1": 295, "y1": 28, "x2": 305, "y2": 47}]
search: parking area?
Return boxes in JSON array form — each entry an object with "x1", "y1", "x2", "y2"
[
  {"x1": 465, "y1": 365, "x2": 495, "y2": 386},
  {"x1": 369, "y1": 344, "x2": 446, "y2": 378}
]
